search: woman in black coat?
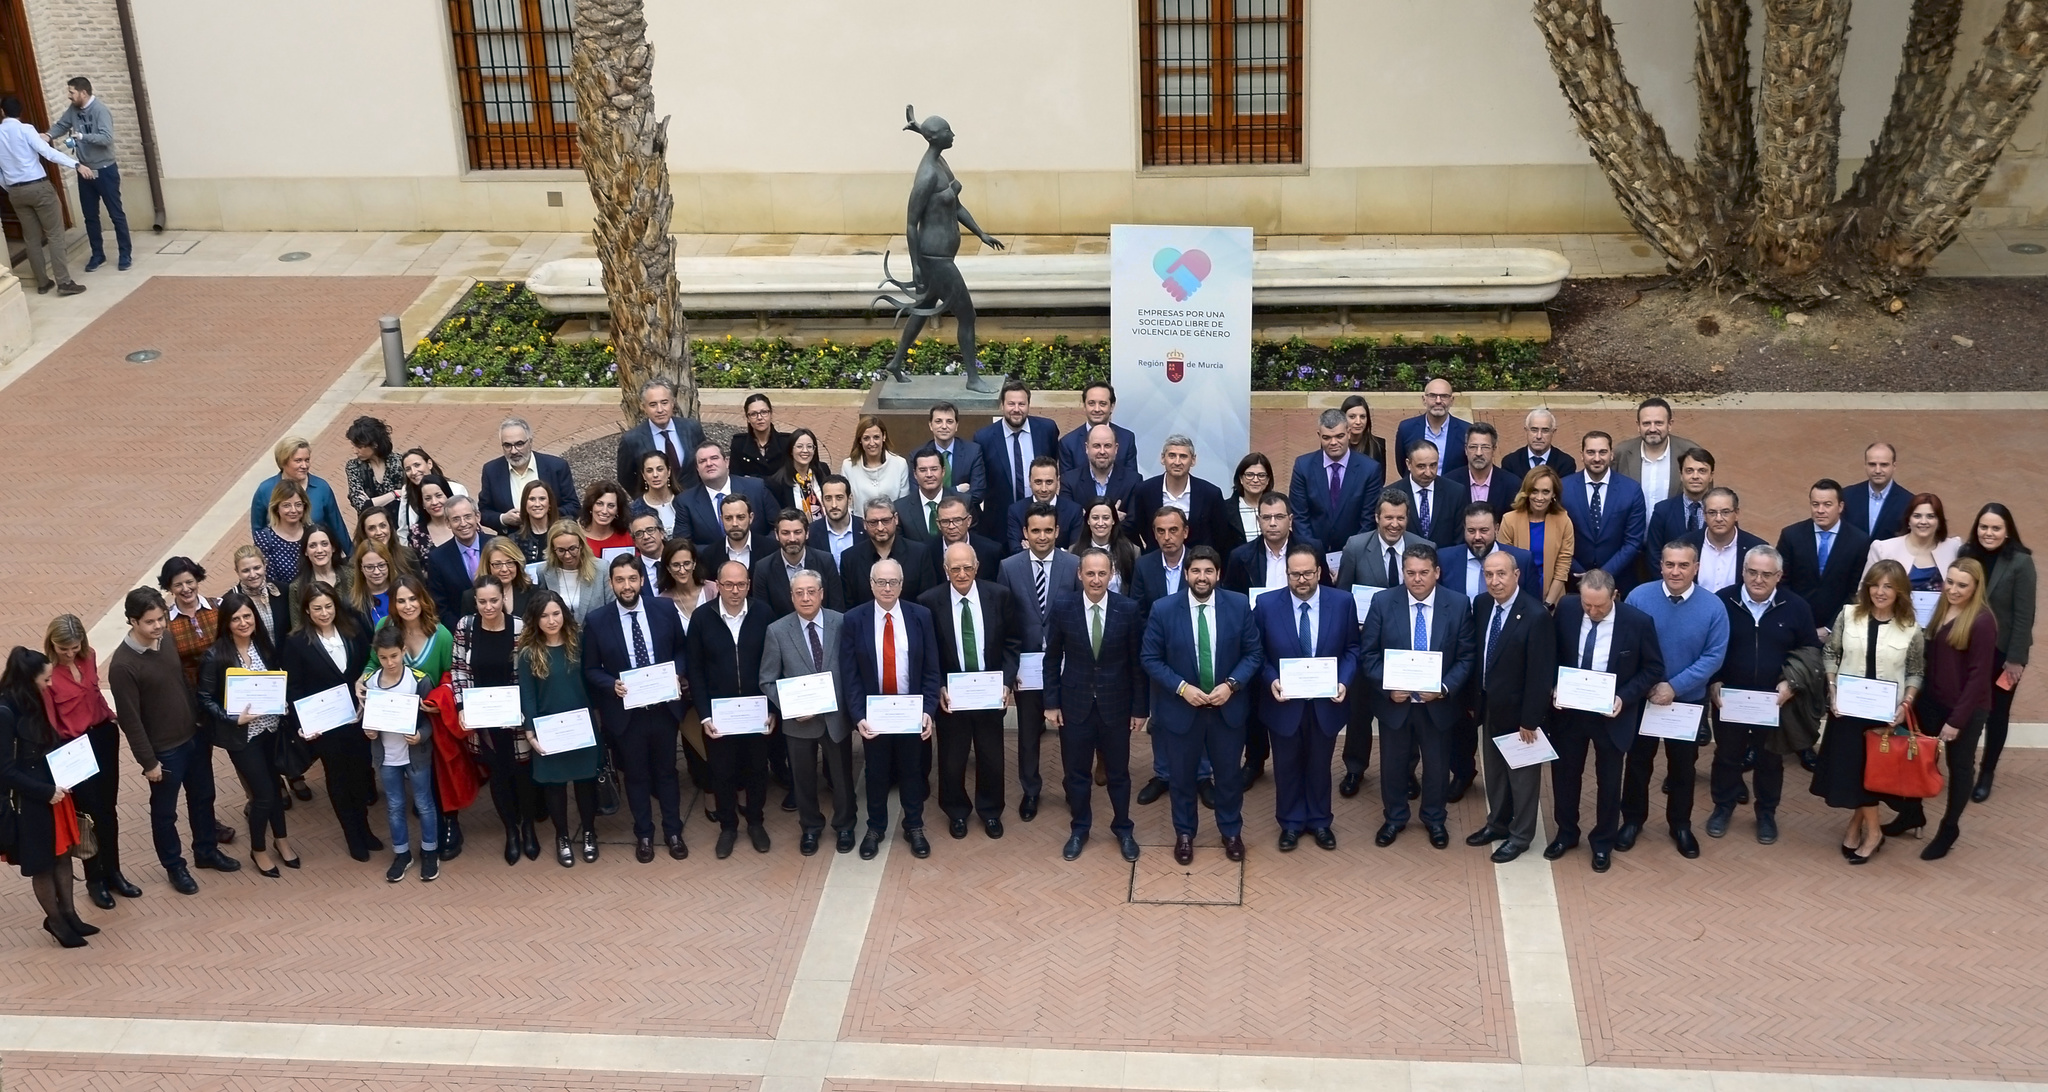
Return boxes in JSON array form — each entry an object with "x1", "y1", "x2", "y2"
[
  {"x1": 279, "y1": 582, "x2": 380, "y2": 860},
  {"x1": 197, "y1": 591, "x2": 298, "y2": 877},
  {"x1": 2, "y1": 646, "x2": 97, "y2": 947}
]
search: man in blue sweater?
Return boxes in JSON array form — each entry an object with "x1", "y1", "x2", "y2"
[{"x1": 1620, "y1": 541, "x2": 1728, "y2": 859}]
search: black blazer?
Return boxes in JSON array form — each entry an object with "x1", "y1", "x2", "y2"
[
  {"x1": 839, "y1": 537, "x2": 938, "y2": 607},
  {"x1": 751, "y1": 548, "x2": 846, "y2": 617},
  {"x1": 581, "y1": 596, "x2": 688, "y2": 733},
  {"x1": 1223, "y1": 535, "x2": 1324, "y2": 593},
  {"x1": 1776, "y1": 519, "x2": 1871, "y2": 633},
  {"x1": 729, "y1": 428, "x2": 791, "y2": 483},
  {"x1": 927, "y1": 533, "x2": 1004, "y2": 591},
  {"x1": 1464, "y1": 591, "x2": 1555, "y2": 733},
  {"x1": 477, "y1": 453, "x2": 581, "y2": 533},
  {"x1": 1043, "y1": 591, "x2": 1148, "y2": 723},
  {"x1": 1123, "y1": 475, "x2": 1246, "y2": 554},
  {"x1": 279, "y1": 623, "x2": 373, "y2": 737},
  {"x1": 1446, "y1": 465, "x2": 1524, "y2": 522},
  {"x1": 895, "y1": 490, "x2": 949, "y2": 544},
  {"x1": 699, "y1": 536, "x2": 777, "y2": 584},
  {"x1": 617, "y1": 417, "x2": 708, "y2": 496},
  {"x1": 1004, "y1": 495, "x2": 1083, "y2": 554},
  {"x1": 196, "y1": 640, "x2": 280, "y2": 751},
  {"x1": 1060, "y1": 464, "x2": 1142, "y2": 514},
  {"x1": 1395, "y1": 475, "x2": 1471, "y2": 548},
  {"x1": 685, "y1": 598, "x2": 773, "y2": 719},
  {"x1": 1501, "y1": 447, "x2": 1576, "y2": 481},
  {"x1": 917, "y1": 579, "x2": 1024, "y2": 689},
  {"x1": 1550, "y1": 595, "x2": 1664, "y2": 751}
]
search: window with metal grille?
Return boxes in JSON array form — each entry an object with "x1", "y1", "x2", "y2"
[
  {"x1": 448, "y1": 0, "x2": 579, "y2": 170},
  {"x1": 1139, "y1": 0, "x2": 1301, "y2": 167}
]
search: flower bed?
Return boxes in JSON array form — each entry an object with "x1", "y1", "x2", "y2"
[{"x1": 406, "y1": 281, "x2": 1557, "y2": 392}]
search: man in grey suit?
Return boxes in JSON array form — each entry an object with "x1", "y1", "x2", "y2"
[
  {"x1": 760, "y1": 571, "x2": 856, "y2": 855},
  {"x1": 998, "y1": 503, "x2": 1081, "y2": 820},
  {"x1": 1611, "y1": 397, "x2": 1700, "y2": 510},
  {"x1": 1334, "y1": 488, "x2": 1433, "y2": 796}
]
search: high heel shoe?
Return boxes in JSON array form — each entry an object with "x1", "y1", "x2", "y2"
[
  {"x1": 1850, "y1": 835, "x2": 1884, "y2": 865},
  {"x1": 1840, "y1": 843, "x2": 1859, "y2": 860},
  {"x1": 1973, "y1": 769, "x2": 1995, "y2": 803},
  {"x1": 1880, "y1": 816, "x2": 1923, "y2": 839},
  {"x1": 64, "y1": 912, "x2": 100, "y2": 937},
  {"x1": 42, "y1": 916, "x2": 86, "y2": 948},
  {"x1": 1921, "y1": 825, "x2": 1959, "y2": 860},
  {"x1": 250, "y1": 851, "x2": 280, "y2": 879},
  {"x1": 279, "y1": 849, "x2": 301, "y2": 869}
]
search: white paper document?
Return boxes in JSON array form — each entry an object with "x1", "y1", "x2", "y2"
[
  {"x1": 462, "y1": 685, "x2": 524, "y2": 729},
  {"x1": 293, "y1": 684, "x2": 357, "y2": 737},
  {"x1": 1719, "y1": 687, "x2": 1781, "y2": 727},
  {"x1": 222, "y1": 670, "x2": 289, "y2": 717},
  {"x1": 1836, "y1": 674, "x2": 1900, "y2": 722},
  {"x1": 600, "y1": 546, "x2": 637, "y2": 563},
  {"x1": 1639, "y1": 701, "x2": 1705, "y2": 741},
  {"x1": 363, "y1": 689, "x2": 421, "y2": 734},
  {"x1": 1382, "y1": 649, "x2": 1442, "y2": 693},
  {"x1": 1247, "y1": 586, "x2": 1287, "y2": 606},
  {"x1": 1493, "y1": 729, "x2": 1559, "y2": 769},
  {"x1": 1325, "y1": 551, "x2": 1344, "y2": 576},
  {"x1": 1016, "y1": 652, "x2": 1045, "y2": 691},
  {"x1": 775, "y1": 671, "x2": 839, "y2": 719},
  {"x1": 947, "y1": 670, "x2": 1007, "y2": 711},
  {"x1": 1278, "y1": 657, "x2": 1340, "y2": 700},
  {"x1": 1554, "y1": 667, "x2": 1617, "y2": 714},
  {"x1": 865, "y1": 694, "x2": 925, "y2": 734},
  {"x1": 1911, "y1": 590, "x2": 1941, "y2": 628},
  {"x1": 710, "y1": 696, "x2": 772, "y2": 734},
  {"x1": 533, "y1": 708, "x2": 597, "y2": 754},
  {"x1": 620, "y1": 664, "x2": 680, "y2": 709},
  {"x1": 1350, "y1": 585, "x2": 1385, "y2": 624},
  {"x1": 46, "y1": 733, "x2": 98, "y2": 790}
]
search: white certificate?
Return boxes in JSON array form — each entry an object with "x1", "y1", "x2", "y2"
[
  {"x1": 775, "y1": 671, "x2": 839, "y2": 719},
  {"x1": 1911, "y1": 589, "x2": 1940, "y2": 627},
  {"x1": 222, "y1": 670, "x2": 289, "y2": 717},
  {"x1": 524, "y1": 561, "x2": 547, "y2": 584},
  {"x1": 1247, "y1": 585, "x2": 1287, "y2": 606},
  {"x1": 947, "y1": 670, "x2": 1006, "y2": 711},
  {"x1": 363, "y1": 688, "x2": 421, "y2": 734},
  {"x1": 1639, "y1": 701, "x2": 1705, "y2": 741},
  {"x1": 600, "y1": 546, "x2": 637, "y2": 563},
  {"x1": 1383, "y1": 649, "x2": 1442, "y2": 693},
  {"x1": 462, "y1": 685, "x2": 524, "y2": 729},
  {"x1": 1493, "y1": 729, "x2": 1560, "y2": 770},
  {"x1": 1719, "y1": 687, "x2": 1780, "y2": 727},
  {"x1": 866, "y1": 694, "x2": 925, "y2": 734},
  {"x1": 1350, "y1": 585, "x2": 1385, "y2": 624},
  {"x1": 1325, "y1": 551, "x2": 1344, "y2": 576},
  {"x1": 1016, "y1": 652, "x2": 1045, "y2": 691},
  {"x1": 1836, "y1": 674, "x2": 1900, "y2": 722},
  {"x1": 46, "y1": 733, "x2": 98, "y2": 790},
  {"x1": 620, "y1": 664, "x2": 680, "y2": 709},
  {"x1": 710, "y1": 695, "x2": 772, "y2": 734},
  {"x1": 293, "y1": 684, "x2": 357, "y2": 737},
  {"x1": 1278, "y1": 657, "x2": 1340, "y2": 700},
  {"x1": 1555, "y1": 667, "x2": 1617, "y2": 714},
  {"x1": 533, "y1": 708, "x2": 596, "y2": 754}
]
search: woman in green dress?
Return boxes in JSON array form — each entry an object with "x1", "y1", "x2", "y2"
[{"x1": 518, "y1": 590, "x2": 601, "y2": 867}]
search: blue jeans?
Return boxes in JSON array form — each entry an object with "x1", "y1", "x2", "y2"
[
  {"x1": 147, "y1": 737, "x2": 218, "y2": 870},
  {"x1": 77, "y1": 162, "x2": 131, "y2": 262},
  {"x1": 380, "y1": 758, "x2": 439, "y2": 853}
]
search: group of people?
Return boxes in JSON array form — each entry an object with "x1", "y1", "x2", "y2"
[{"x1": 1, "y1": 376, "x2": 2031, "y2": 948}]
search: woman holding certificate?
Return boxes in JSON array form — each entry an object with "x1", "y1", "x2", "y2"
[
  {"x1": 452, "y1": 581, "x2": 540, "y2": 865},
  {"x1": 517, "y1": 591, "x2": 601, "y2": 867},
  {"x1": 44, "y1": 615, "x2": 139, "y2": 910},
  {"x1": 1, "y1": 648, "x2": 96, "y2": 948},
  {"x1": 1962, "y1": 504, "x2": 2034, "y2": 803},
  {"x1": 281, "y1": 583, "x2": 379, "y2": 861},
  {"x1": 1883, "y1": 558, "x2": 2001, "y2": 860},
  {"x1": 197, "y1": 591, "x2": 296, "y2": 878},
  {"x1": 1813, "y1": 560, "x2": 1924, "y2": 864}
]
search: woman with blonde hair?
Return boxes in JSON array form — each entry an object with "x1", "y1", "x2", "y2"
[
  {"x1": 840, "y1": 415, "x2": 909, "y2": 514},
  {"x1": 43, "y1": 614, "x2": 139, "y2": 909},
  {"x1": 231, "y1": 545, "x2": 292, "y2": 648},
  {"x1": 462, "y1": 537, "x2": 534, "y2": 619},
  {"x1": 535, "y1": 518, "x2": 614, "y2": 622},
  {"x1": 1883, "y1": 557, "x2": 2000, "y2": 860},
  {"x1": 1813, "y1": 560, "x2": 1924, "y2": 864},
  {"x1": 1498, "y1": 465, "x2": 1574, "y2": 606}
]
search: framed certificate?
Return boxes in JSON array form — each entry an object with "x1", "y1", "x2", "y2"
[
  {"x1": 1277, "y1": 657, "x2": 1339, "y2": 700},
  {"x1": 621, "y1": 664, "x2": 680, "y2": 709},
  {"x1": 222, "y1": 669, "x2": 289, "y2": 717},
  {"x1": 1382, "y1": 649, "x2": 1442, "y2": 693},
  {"x1": 865, "y1": 695, "x2": 925, "y2": 734},
  {"x1": 293, "y1": 684, "x2": 357, "y2": 737},
  {"x1": 775, "y1": 671, "x2": 838, "y2": 719},
  {"x1": 710, "y1": 696, "x2": 772, "y2": 734},
  {"x1": 946, "y1": 671, "x2": 1006, "y2": 711},
  {"x1": 1836, "y1": 675, "x2": 1899, "y2": 722},
  {"x1": 1718, "y1": 687, "x2": 1780, "y2": 727},
  {"x1": 1639, "y1": 701, "x2": 1704, "y2": 741},
  {"x1": 462, "y1": 685, "x2": 524, "y2": 729},
  {"x1": 533, "y1": 708, "x2": 597, "y2": 754},
  {"x1": 47, "y1": 733, "x2": 98, "y2": 790},
  {"x1": 1015, "y1": 652, "x2": 1045, "y2": 691},
  {"x1": 363, "y1": 689, "x2": 421, "y2": 734},
  {"x1": 1554, "y1": 667, "x2": 1617, "y2": 714}
]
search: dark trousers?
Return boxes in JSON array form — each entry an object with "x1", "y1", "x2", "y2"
[
  {"x1": 1341, "y1": 685, "x2": 1375, "y2": 775},
  {"x1": 1163, "y1": 712, "x2": 1245, "y2": 838},
  {"x1": 479, "y1": 727, "x2": 542, "y2": 830},
  {"x1": 1888, "y1": 695, "x2": 1986, "y2": 833},
  {"x1": 1981, "y1": 654, "x2": 2017, "y2": 775},
  {"x1": 787, "y1": 731, "x2": 856, "y2": 833},
  {"x1": 1379, "y1": 712, "x2": 1449, "y2": 827},
  {"x1": 77, "y1": 162, "x2": 131, "y2": 262},
  {"x1": 75, "y1": 721, "x2": 124, "y2": 881},
  {"x1": 227, "y1": 737, "x2": 288, "y2": 851},
  {"x1": 612, "y1": 712, "x2": 683, "y2": 839},
  {"x1": 1449, "y1": 709, "x2": 1481, "y2": 788},
  {"x1": 1623, "y1": 735, "x2": 1698, "y2": 831},
  {"x1": 1480, "y1": 721, "x2": 1542, "y2": 849},
  {"x1": 1270, "y1": 725, "x2": 1336, "y2": 833},
  {"x1": 1550, "y1": 715, "x2": 1628, "y2": 852},
  {"x1": 766, "y1": 730, "x2": 792, "y2": 788},
  {"x1": 863, "y1": 732, "x2": 929, "y2": 833},
  {"x1": 1060, "y1": 713, "x2": 1131, "y2": 836},
  {"x1": 544, "y1": 779, "x2": 599, "y2": 838},
  {"x1": 708, "y1": 731, "x2": 770, "y2": 829},
  {"x1": 313, "y1": 726, "x2": 377, "y2": 854},
  {"x1": 147, "y1": 737, "x2": 218, "y2": 870},
  {"x1": 1710, "y1": 712, "x2": 1782, "y2": 811},
  {"x1": 1015, "y1": 689, "x2": 1047, "y2": 797},
  {"x1": 1243, "y1": 710, "x2": 1270, "y2": 773},
  {"x1": 937, "y1": 709, "x2": 1006, "y2": 821}
]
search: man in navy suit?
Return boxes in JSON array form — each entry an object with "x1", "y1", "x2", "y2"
[
  {"x1": 1359, "y1": 542, "x2": 1476, "y2": 848},
  {"x1": 811, "y1": 476, "x2": 865, "y2": 567},
  {"x1": 1776, "y1": 478, "x2": 1870, "y2": 639},
  {"x1": 1123, "y1": 434, "x2": 1245, "y2": 553},
  {"x1": 1141, "y1": 546, "x2": 1263, "y2": 866},
  {"x1": 1546, "y1": 571, "x2": 1664, "y2": 871},
  {"x1": 1253, "y1": 545, "x2": 1360, "y2": 851},
  {"x1": 840, "y1": 557, "x2": 942, "y2": 860},
  {"x1": 1438, "y1": 504, "x2": 1533, "y2": 797},
  {"x1": 1460, "y1": 551, "x2": 1555, "y2": 862},
  {"x1": 1560, "y1": 431, "x2": 1646, "y2": 594},
  {"x1": 1645, "y1": 447, "x2": 1717, "y2": 556},
  {"x1": 1841, "y1": 441, "x2": 1913, "y2": 540},
  {"x1": 1226, "y1": 493, "x2": 1323, "y2": 595},
  {"x1": 582, "y1": 554, "x2": 690, "y2": 863},
  {"x1": 1499, "y1": 407, "x2": 1575, "y2": 480},
  {"x1": 478, "y1": 415, "x2": 581, "y2": 533},
  {"x1": 1057, "y1": 381, "x2": 1139, "y2": 477},
  {"x1": 616, "y1": 377, "x2": 707, "y2": 495},
  {"x1": 998, "y1": 505, "x2": 1082, "y2": 820},
  {"x1": 974, "y1": 381, "x2": 1061, "y2": 543},
  {"x1": 687, "y1": 561, "x2": 776, "y2": 859},
  {"x1": 1289, "y1": 408, "x2": 1383, "y2": 551},
  {"x1": 1043, "y1": 547, "x2": 1147, "y2": 862},
  {"x1": 1445, "y1": 422, "x2": 1522, "y2": 522},
  {"x1": 916, "y1": 401, "x2": 988, "y2": 517},
  {"x1": 677, "y1": 440, "x2": 775, "y2": 552},
  {"x1": 426, "y1": 496, "x2": 496, "y2": 622},
  {"x1": 1060, "y1": 423, "x2": 1142, "y2": 514},
  {"x1": 1005, "y1": 457, "x2": 1083, "y2": 552},
  {"x1": 1131, "y1": 507, "x2": 1194, "y2": 620},
  {"x1": 1393, "y1": 378, "x2": 1469, "y2": 478},
  {"x1": 1394, "y1": 439, "x2": 1470, "y2": 549}
]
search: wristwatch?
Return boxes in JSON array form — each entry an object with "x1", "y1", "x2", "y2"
[{"x1": 1223, "y1": 677, "x2": 1241, "y2": 692}]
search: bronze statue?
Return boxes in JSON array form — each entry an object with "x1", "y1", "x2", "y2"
[{"x1": 875, "y1": 106, "x2": 1005, "y2": 393}]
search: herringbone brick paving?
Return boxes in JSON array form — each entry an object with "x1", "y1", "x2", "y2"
[{"x1": 2, "y1": 1053, "x2": 757, "y2": 1091}]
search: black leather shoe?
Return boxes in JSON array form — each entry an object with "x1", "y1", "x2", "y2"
[
  {"x1": 1426, "y1": 824, "x2": 1450, "y2": 849},
  {"x1": 1615, "y1": 823, "x2": 1640, "y2": 852},
  {"x1": 1339, "y1": 772, "x2": 1362, "y2": 798},
  {"x1": 635, "y1": 836, "x2": 656, "y2": 863},
  {"x1": 1063, "y1": 832, "x2": 1087, "y2": 860},
  {"x1": 1222, "y1": 835, "x2": 1245, "y2": 862},
  {"x1": 1591, "y1": 849, "x2": 1612, "y2": 873},
  {"x1": 1543, "y1": 837, "x2": 1577, "y2": 860},
  {"x1": 1278, "y1": 829, "x2": 1300, "y2": 852},
  {"x1": 781, "y1": 791, "x2": 797, "y2": 813},
  {"x1": 1920, "y1": 824, "x2": 1958, "y2": 860},
  {"x1": 1312, "y1": 827, "x2": 1337, "y2": 851},
  {"x1": 1019, "y1": 794, "x2": 1039, "y2": 822},
  {"x1": 1137, "y1": 777, "x2": 1168, "y2": 805},
  {"x1": 1374, "y1": 823, "x2": 1402, "y2": 847},
  {"x1": 1242, "y1": 762, "x2": 1265, "y2": 787},
  {"x1": 1672, "y1": 827, "x2": 1701, "y2": 859},
  {"x1": 292, "y1": 778, "x2": 314, "y2": 801},
  {"x1": 1798, "y1": 747, "x2": 1820, "y2": 772},
  {"x1": 109, "y1": 873, "x2": 142, "y2": 899},
  {"x1": 1173, "y1": 833, "x2": 1195, "y2": 865},
  {"x1": 1973, "y1": 769, "x2": 1995, "y2": 803},
  {"x1": 1490, "y1": 842, "x2": 1525, "y2": 864},
  {"x1": 749, "y1": 825, "x2": 770, "y2": 853},
  {"x1": 983, "y1": 817, "x2": 1004, "y2": 839},
  {"x1": 949, "y1": 817, "x2": 969, "y2": 839},
  {"x1": 1736, "y1": 784, "x2": 1751, "y2": 805},
  {"x1": 1466, "y1": 826, "x2": 1508, "y2": 847},
  {"x1": 522, "y1": 822, "x2": 541, "y2": 860},
  {"x1": 87, "y1": 880, "x2": 115, "y2": 910},
  {"x1": 36, "y1": 280, "x2": 53, "y2": 294},
  {"x1": 440, "y1": 815, "x2": 464, "y2": 861},
  {"x1": 1756, "y1": 811, "x2": 1779, "y2": 845},
  {"x1": 837, "y1": 828, "x2": 857, "y2": 854},
  {"x1": 1197, "y1": 779, "x2": 1216, "y2": 810},
  {"x1": 905, "y1": 828, "x2": 931, "y2": 858},
  {"x1": 582, "y1": 830, "x2": 599, "y2": 862},
  {"x1": 556, "y1": 836, "x2": 575, "y2": 868},
  {"x1": 1119, "y1": 833, "x2": 1140, "y2": 861},
  {"x1": 195, "y1": 850, "x2": 241, "y2": 873},
  {"x1": 1705, "y1": 805, "x2": 1733, "y2": 839},
  {"x1": 672, "y1": 833, "x2": 692, "y2": 859},
  {"x1": 801, "y1": 829, "x2": 821, "y2": 856},
  {"x1": 504, "y1": 828, "x2": 522, "y2": 866},
  {"x1": 1407, "y1": 777, "x2": 1422, "y2": 801},
  {"x1": 715, "y1": 828, "x2": 738, "y2": 859},
  {"x1": 859, "y1": 831, "x2": 882, "y2": 859},
  {"x1": 1446, "y1": 775, "x2": 1474, "y2": 803}
]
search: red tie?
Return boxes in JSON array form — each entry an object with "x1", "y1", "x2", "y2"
[{"x1": 881, "y1": 611, "x2": 899, "y2": 695}]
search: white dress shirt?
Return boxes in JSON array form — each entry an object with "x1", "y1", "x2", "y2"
[
  {"x1": 0, "y1": 117, "x2": 76, "y2": 186},
  {"x1": 1187, "y1": 592, "x2": 1220, "y2": 657},
  {"x1": 1699, "y1": 534, "x2": 1741, "y2": 593},
  {"x1": 872, "y1": 602, "x2": 911, "y2": 693},
  {"x1": 949, "y1": 584, "x2": 987, "y2": 671},
  {"x1": 617, "y1": 602, "x2": 655, "y2": 668},
  {"x1": 715, "y1": 598, "x2": 749, "y2": 644},
  {"x1": 1577, "y1": 613, "x2": 1614, "y2": 672},
  {"x1": 1403, "y1": 589, "x2": 1437, "y2": 649},
  {"x1": 1160, "y1": 479, "x2": 1193, "y2": 519},
  {"x1": 1639, "y1": 447, "x2": 1672, "y2": 504}
]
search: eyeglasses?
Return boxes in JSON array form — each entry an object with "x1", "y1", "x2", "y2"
[
  {"x1": 632, "y1": 527, "x2": 664, "y2": 538},
  {"x1": 871, "y1": 578, "x2": 902, "y2": 587},
  {"x1": 501, "y1": 438, "x2": 529, "y2": 450}
]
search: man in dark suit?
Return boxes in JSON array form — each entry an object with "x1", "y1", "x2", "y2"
[
  {"x1": 1394, "y1": 439, "x2": 1470, "y2": 549},
  {"x1": 1394, "y1": 378, "x2": 1469, "y2": 478},
  {"x1": 1057, "y1": 381, "x2": 1139, "y2": 477},
  {"x1": 687, "y1": 561, "x2": 776, "y2": 858},
  {"x1": 1005, "y1": 457, "x2": 1083, "y2": 551},
  {"x1": 626, "y1": 511, "x2": 667, "y2": 588},
  {"x1": 998, "y1": 506, "x2": 1081, "y2": 820},
  {"x1": 1461, "y1": 551, "x2": 1556, "y2": 862},
  {"x1": 840, "y1": 498, "x2": 938, "y2": 607},
  {"x1": 974, "y1": 380, "x2": 1061, "y2": 543},
  {"x1": 1646, "y1": 447, "x2": 1717, "y2": 554},
  {"x1": 919, "y1": 542, "x2": 1023, "y2": 839},
  {"x1": 760, "y1": 572, "x2": 855, "y2": 855},
  {"x1": 1253, "y1": 544, "x2": 1360, "y2": 851},
  {"x1": 1131, "y1": 506, "x2": 1211, "y2": 804},
  {"x1": 1289, "y1": 408, "x2": 1383, "y2": 551},
  {"x1": 1438, "y1": 504, "x2": 1534, "y2": 797},
  {"x1": 426, "y1": 496, "x2": 497, "y2": 622},
  {"x1": 677, "y1": 440, "x2": 776, "y2": 552},
  {"x1": 478, "y1": 415, "x2": 581, "y2": 533},
  {"x1": 1841, "y1": 441, "x2": 1912, "y2": 541},
  {"x1": 1547, "y1": 571, "x2": 1664, "y2": 871},
  {"x1": 753, "y1": 508, "x2": 845, "y2": 617},
  {"x1": 1445, "y1": 421, "x2": 1522, "y2": 522},
  {"x1": 1679, "y1": 487, "x2": 1768, "y2": 595},
  {"x1": 1334, "y1": 489, "x2": 1432, "y2": 796},
  {"x1": 840, "y1": 557, "x2": 942, "y2": 859},
  {"x1": 581, "y1": 554, "x2": 690, "y2": 863},
  {"x1": 1500, "y1": 407, "x2": 1575, "y2": 480},
  {"x1": 1358, "y1": 542, "x2": 1476, "y2": 848},
  {"x1": 917, "y1": 401, "x2": 988, "y2": 517},
  {"x1": 1122, "y1": 434, "x2": 1245, "y2": 553},
  {"x1": 697, "y1": 494, "x2": 777, "y2": 579},
  {"x1": 1560, "y1": 431, "x2": 1646, "y2": 594},
  {"x1": 1060, "y1": 423, "x2": 1142, "y2": 514},
  {"x1": 1225, "y1": 492, "x2": 1323, "y2": 594},
  {"x1": 895, "y1": 450, "x2": 953, "y2": 545},
  {"x1": 1141, "y1": 546, "x2": 1263, "y2": 865},
  {"x1": 616, "y1": 377, "x2": 708, "y2": 495},
  {"x1": 928, "y1": 496, "x2": 1003, "y2": 589},
  {"x1": 811, "y1": 476, "x2": 864, "y2": 567},
  {"x1": 1706, "y1": 546, "x2": 1817, "y2": 845},
  {"x1": 1043, "y1": 547, "x2": 1147, "y2": 861},
  {"x1": 1776, "y1": 478, "x2": 1870, "y2": 639}
]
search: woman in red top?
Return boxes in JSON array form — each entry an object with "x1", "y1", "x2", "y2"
[
  {"x1": 1886, "y1": 558, "x2": 2001, "y2": 860},
  {"x1": 42, "y1": 615, "x2": 140, "y2": 910},
  {"x1": 2, "y1": 647, "x2": 93, "y2": 947},
  {"x1": 579, "y1": 479, "x2": 634, "y2": 557}
]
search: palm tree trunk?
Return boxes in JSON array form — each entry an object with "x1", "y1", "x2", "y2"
[
  {"x1": 1840, "y1": 0, "x2": 1965, "y2": 207},
  {"x1": 571, "y1": 0, "x2": 697, "y2": 425},
  {"x1": 1693, "y1": 0, "x2": 1756, "y2": 229},
  {"x1": 1747, "y1": 0, "x2": 1852, "y2": 296}
]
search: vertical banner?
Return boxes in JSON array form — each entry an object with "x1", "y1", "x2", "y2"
[{"x1": 1110, "y1": 224, "x2": 1253, "y2": 488}]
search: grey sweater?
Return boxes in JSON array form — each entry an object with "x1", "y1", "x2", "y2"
[{"x1": 48, "y1": 97, "x2": 115, "y2": 168}]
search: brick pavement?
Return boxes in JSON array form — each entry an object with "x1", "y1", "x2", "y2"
[{"x1": 2, "y1": 1053, "x2": 757, "y2": 1091}]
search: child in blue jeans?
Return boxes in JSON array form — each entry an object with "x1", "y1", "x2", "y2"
[{"x1": 358, "y1": 627, "x2": 439, "y2": 882}]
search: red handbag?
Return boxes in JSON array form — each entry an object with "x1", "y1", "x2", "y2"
[{"x1": 1863, "y1": 707, "x2": 1944, "y2": 798}]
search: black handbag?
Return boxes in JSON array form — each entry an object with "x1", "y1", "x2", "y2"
[{"x1": 595, "y1": 756, "x2": 622, "y2": 816}]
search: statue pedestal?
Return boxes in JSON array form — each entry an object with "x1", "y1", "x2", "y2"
[{"x1": 864, "y1": 375, "x2": 1004, "y2": 452}]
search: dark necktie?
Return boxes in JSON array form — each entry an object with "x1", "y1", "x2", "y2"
[
  {"x1": 1297, "y1": 601, "x2": 1313, "y2": 654},
  {"x1": 1686, "y1": 501, "x2": 1701, "y2": 532},
  {"x1": 1589, "y1": 482, "x2": 1605, "y2": 539},
  {"x1": 1485, "y1": 603, "x2": 1507, "y2": 683},
  {"x1": 1580, "y1": 621, "x2": 1598, "y2": 671},
  {"x1": 1670, "y1": 593, "x2": 1683, "y2": 604},
  {"x1": 959, "y1": 598, "x2": 979, "y2": 672},
  {"x1": 807, "y1": 620, "x2": 825, "y2": 673},
  {"x1": 1386, "y1": 545, "x2": 1399, "y2": 585},
  {"x1": 1034, "y1": 558, "x2": 1048, "y2": 620},
  {"x1": 1327, "y1": 459, "x2": 1343, "y2": 506},
  {"x1": 659, "y1": 426, "x2": 676, "y2": 464},
  {"x1": 1418, "y1": 486, "x2": 1431, "y2": 532},
  {"x1": 1010, "y1": 430, "x2": 1026, "y2": 499},
  {"x1": 627, "y1": 608, "x2": 649, "y2": 669}
]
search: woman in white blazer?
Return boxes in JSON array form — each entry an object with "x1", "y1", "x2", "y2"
[{"x1": 1864, "y1": 492, "x2": 1963, "y2": 594}]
